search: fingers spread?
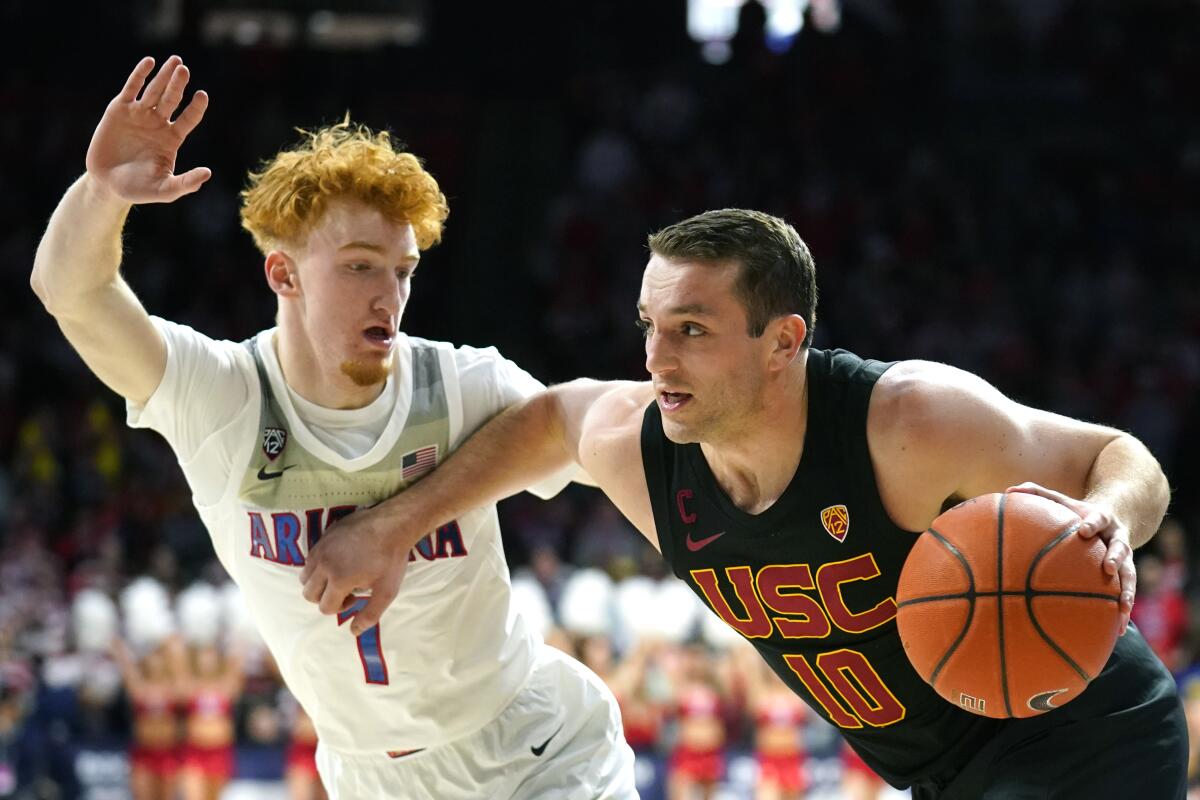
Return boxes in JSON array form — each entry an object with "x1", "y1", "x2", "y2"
[
  {"x1": 1076, "y1": 512, "x2": 1104, "y2": 539},
  {"x1": 119, "y1": 57, "x2": 156, "y2": 103},
  {"x1": 173, "y1": 90, "x2": 209, "y2": 138},
  {"x1": 156, "y1": 65, "x2": 191, "y2": 120},
  {"x1": 163, "y1": 167, "x2": 212, "y2": 201},
  {"x1": 139, "y1": 54, "x2": 182, "y2": 108},
  {"x1": 1103, "y1": 535, "x2": 1132, "y2": 574},
  {"x1": 1117, "y1": 557, "x2": 1137, "y2": 607},
  {"x1": 1005, "y1": 482, "x2": 1071, "y2": 506}
]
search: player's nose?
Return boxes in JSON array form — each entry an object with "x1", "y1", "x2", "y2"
[
  {"x1": 372, "y1": 273, "x2": 406, "y2": 316},
  {"x1": 644, "y1": 331, "x2": 677, "y2": 376}
]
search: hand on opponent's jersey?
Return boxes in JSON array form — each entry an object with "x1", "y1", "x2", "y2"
[
  {"x1": 300, "y1": 504, "x2": 408, "y2": 636},
  {"x1": 1006, "y1": 482, "x2": 1136, "y2": 635},
  {"x1": 87, "y1": 55, "x2": 211, "y2": 204}
]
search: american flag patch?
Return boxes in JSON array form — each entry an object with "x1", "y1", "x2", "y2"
[{"x1": 401, "y1": 445, "x2": 438, "y2": 481}]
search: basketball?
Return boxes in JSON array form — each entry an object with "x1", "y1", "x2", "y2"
[{"x1": 896, "y1": 491, "x2": 1122, "y2": 719}]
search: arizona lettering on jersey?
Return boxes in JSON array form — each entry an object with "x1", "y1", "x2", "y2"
[{"x1": 244, "y1": 505, "x2": 467, "y2": 566}]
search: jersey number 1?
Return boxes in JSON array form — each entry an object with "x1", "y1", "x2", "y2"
[{"x1": 338, "y1": 598, "x2": 389, "y2": 685}]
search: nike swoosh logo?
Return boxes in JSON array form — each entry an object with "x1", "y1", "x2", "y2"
[
  {"x1": 685, "y1": 531, "x2": 726, "y2": 552},
  {"x1": 531, "y1": 723, "x2": 564, "y2": 756},
  {"x1": 257, "y1": 464, "x2": 295, "y2": 481},
  {"x1": 1027, "y1": 688, "x2": 1068, "y2": 712}
]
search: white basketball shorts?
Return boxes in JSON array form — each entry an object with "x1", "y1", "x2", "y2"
[{"x1": 315, "y1": 644, "x2": 638, "y2": 798}]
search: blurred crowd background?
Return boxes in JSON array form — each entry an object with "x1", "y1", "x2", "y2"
[{"x1": 3, "y1": 0, "x2": 1200, "y2": 797}]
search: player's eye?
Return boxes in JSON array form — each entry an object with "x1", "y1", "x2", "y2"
[
  {"x1": 682, "y1": 323, "x2": 705, "y2": 337},
  {"x1": 635, "y1": 319, "x2": 652, "y2": 337}
]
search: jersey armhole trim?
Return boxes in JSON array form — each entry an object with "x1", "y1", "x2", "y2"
[
  {"x1": 853, "y1": 360, "x2": 917, "y2": 536},
  {"x1": 640, "y1": 402, "x2": 676, "y2": 566},
  {"x1": 217, "y1": 342, "x2": 265, "y2": 510},
  {"x1": 436, "y1": 345, "x2": 464, "y2": 449}
]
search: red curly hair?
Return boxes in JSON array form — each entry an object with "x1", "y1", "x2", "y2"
[{"x1": 240, "y1": 118, "x2": 449, "y2": 253}]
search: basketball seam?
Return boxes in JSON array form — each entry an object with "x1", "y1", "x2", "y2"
[
  {"x1": 1024, "y1": 521, "x2": 1095, "y2": 682},
  {"x1": 924, "y1": 526, "x2": 976, "y2": 688},
  {"x1": 897, "y1": 589, "x2": 1118, "y2": 605},
  {"x1": 998, "y1": 493, "x2": 1012, "y2": 718}
]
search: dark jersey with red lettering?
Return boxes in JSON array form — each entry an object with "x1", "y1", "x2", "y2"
[{"x1": 640, "y1": 348, "x2": 1000, "y2": 788}]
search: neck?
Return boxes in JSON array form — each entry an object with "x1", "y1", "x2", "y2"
[
  {"x1": 700, "y1": 352, "x2": 809, "y2": 515},
  {"x1": 274, "y1": 326, "x2": 386, "y2": 410}
]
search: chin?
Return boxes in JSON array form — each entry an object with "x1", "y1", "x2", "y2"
[
  {"x1": 340, "y1": 358, "x2": 392, "y2": 387},
  {"x1": 660, "y1": 418, "x2": 702, "y2": 445}
]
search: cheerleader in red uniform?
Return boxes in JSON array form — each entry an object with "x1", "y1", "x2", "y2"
[
  {"x1": 112, "y1": 639, "x2": 181, "y2": 800},
  {"x1": 666, "y1": 644, "x2": 727, "y2": 800},
  {"x1": 282, "y1": 691, "x2": 326, "y2": 800},
  {"x1": 178, "y1": 644, "x2": 243, "y2": 800},
  {"x1": 580, "y1": 634, "x2": 666, "y2": 754},
  {"x1": 737, "y1": 647, "x2": 808, "y2": 800}
]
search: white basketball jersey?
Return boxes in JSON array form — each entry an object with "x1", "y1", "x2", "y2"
[{"x1": 128, "y1": 321, "x2": 560, "y2": 755}]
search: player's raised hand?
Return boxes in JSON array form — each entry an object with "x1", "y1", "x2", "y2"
[
  {"x1": 86, "y1": 56, "x2": 211, "y2": 204},
  {"x1": 1006, "y1": 482, "x2": 1136, "y2": 634}
]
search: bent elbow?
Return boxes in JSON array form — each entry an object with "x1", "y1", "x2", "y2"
[
  {"x1": 29, "y1": 267, "x2": 49, "y2": 309},
  {"x1": 29, "y1": 275, "x2": 64, "y2": 319}
]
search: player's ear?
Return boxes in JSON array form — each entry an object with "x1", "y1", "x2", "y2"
[
  {"x1": 264, "y1": 250, "x2": 300, "y2": 297},
  {"x1": 766, "y1": 314, "x2": 806, "y2": 371}
]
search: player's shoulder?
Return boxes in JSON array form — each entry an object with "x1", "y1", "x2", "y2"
[
  {"x1": 873, "y1": 359, "x2": 986, "y2": 414},
  {"x1": 594, "y1": 380, "x2": 654, "y2": 415},
  {"x1": 405, "y1": 335, "x2": 522, "y2": 373},
  {"x1": 156, "y1": 316, "x2": 258, "y2": 369},
  {"x1": 572, "y1": 381, "x2": 653, "y2": 493},
  {"x1": 870, "y1": 359, "x2": 1000, "y2": 453},
  {"x1": 577, "y1": 380, "x2": 654, "y2": 438}
]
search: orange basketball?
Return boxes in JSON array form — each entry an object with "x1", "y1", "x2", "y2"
[{"x1": 896, "y1": 491, "x2": 1122, "y2": 719}]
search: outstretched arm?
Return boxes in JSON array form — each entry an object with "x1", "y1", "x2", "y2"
[
  {"x1": 30, "y1": 56, "x2": 210, "y2": 405},
  {"x1": 300, "y1": 379, "x2": 654, "y2": 633}
]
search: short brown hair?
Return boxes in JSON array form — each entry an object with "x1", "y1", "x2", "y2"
[
  {"x1": 240, "y1": 118, "x2": 449, "y2": 253},
  {"x1": 647, "y1": 209, "x2": 817, "y2": 345}
]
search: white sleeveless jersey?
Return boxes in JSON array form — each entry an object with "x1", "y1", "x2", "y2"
[{"x1": 128, "y1": 319, "x2": 569, "y2": 755}]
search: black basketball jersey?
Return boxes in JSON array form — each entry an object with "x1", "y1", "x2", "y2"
[{"x1": 641, "y1": 348, "x2": 1001, "y2": 788}]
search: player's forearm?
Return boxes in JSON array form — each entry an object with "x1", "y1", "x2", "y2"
[
  {"x1": 31, "y1": 174, "x2": 133, "y2": 317},
  {"x1": 374, "y1": 388, "x2": 578, "y2": 555},
  {"x1": 1084, "y1": 433, "x2": 1170, "y2": 548}
]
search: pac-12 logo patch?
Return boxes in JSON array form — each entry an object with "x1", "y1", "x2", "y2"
[
  {"x1": 820, "y1": 505, "x2": 849, "y2": 542},
  {"x1": 263, "y1": 427, "x2": 287, "y2": 461}
]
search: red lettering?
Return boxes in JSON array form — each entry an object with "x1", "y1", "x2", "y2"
[
  {"x1": 248, "y1": 512, "x2": 276, "y2": 560},
  {"x1": 677, "y1": 489, "x2": 697, "y2": 524},
  {"x1": 756, "y1": 565, "x2": 832, "y2": 639},
  {"x1": 816, "y1": 554, "x2": 897, "y2": 634},
  {"x1": 817, "y1": 649, "x2": 906, "y2": 727},
  {"x1": 784, "y1": 654, "x2": 861, "y2": 728},
  {"x1": 690, "y1": 567, "x2": 773, "y2": 638}
]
